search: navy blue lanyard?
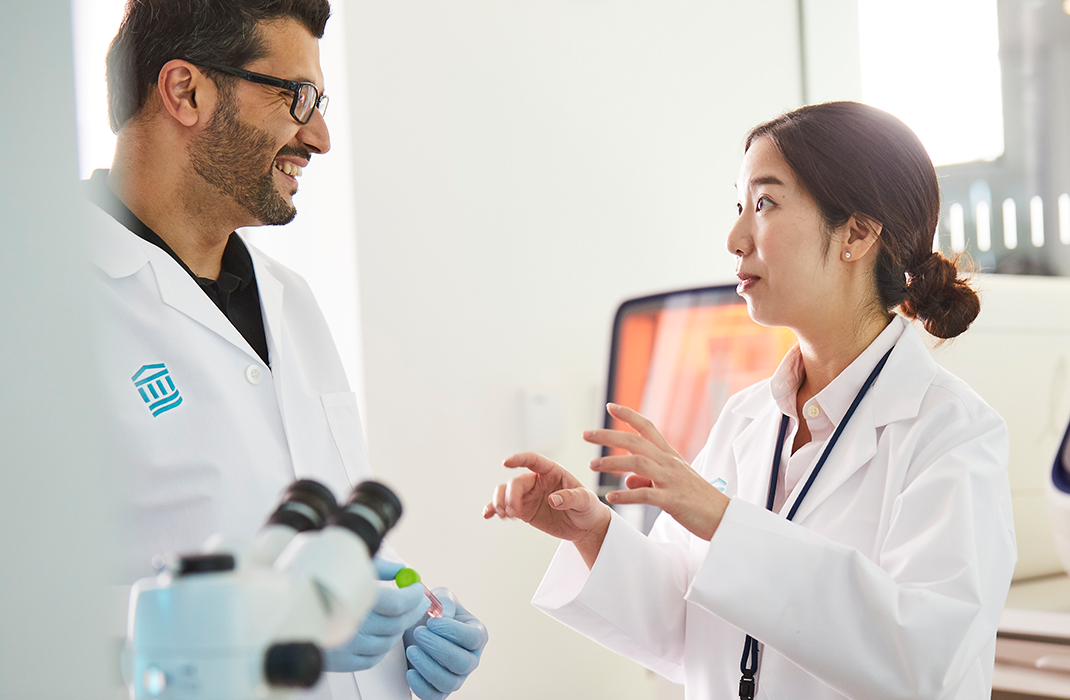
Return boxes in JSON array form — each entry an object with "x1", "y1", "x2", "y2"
[{"x1": 737, "y1": 346, "x2": 894, "y2": 700}]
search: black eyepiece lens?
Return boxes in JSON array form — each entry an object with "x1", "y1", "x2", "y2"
[
  {"x1": 328, "y1": 481, "x2": 402, "y2": 555},
  {"x1": 267, "y1": 479, "x2": 339, "y2": 533}
]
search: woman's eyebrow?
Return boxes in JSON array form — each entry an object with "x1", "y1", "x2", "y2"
[
  {"x1": 734, "y1": 175, "x2": 787, "y2": 190},
  {"x1": 749, "y1": 175, "x2": 785, "y2": 188}
]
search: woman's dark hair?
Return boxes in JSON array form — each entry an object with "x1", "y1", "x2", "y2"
[
  {"x1": 105, "y1": 0, "x2": 331, "y2": 132},
  {"x1": 746, "y1": 101, "x2": 979, "y2": 339}
]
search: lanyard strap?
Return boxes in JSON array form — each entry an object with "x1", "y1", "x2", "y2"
[{"x1": 737, "y1": 346, "x2": 894, "y2": 700}]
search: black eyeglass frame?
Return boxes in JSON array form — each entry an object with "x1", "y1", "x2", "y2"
[{"x1": 195, "y1": 61, "x2": 328, "y2": 125}]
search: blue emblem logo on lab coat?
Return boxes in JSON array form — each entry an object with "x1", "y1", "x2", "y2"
[
  {"x1": 132, "y1": 363, "x2": 183, "y2": 417},
  {"x1": 711, "y1": 478, "x2": 727, "y2": 493}
]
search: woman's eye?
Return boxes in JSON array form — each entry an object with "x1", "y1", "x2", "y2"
[
  {"x1": 736, "y1": 203, "x2": 743, "y2": 216},
  {"x1": 756, "y1": 195, "x2": 772, "y2": 212}
]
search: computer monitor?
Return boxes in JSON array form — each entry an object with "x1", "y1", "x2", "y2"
[{"x1": 599, "y1": 284, "x2": 796, "y2": 533}]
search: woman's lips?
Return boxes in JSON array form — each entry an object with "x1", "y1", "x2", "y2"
[{"x1": 736, "y1": 273, "x2": 759, "y2": 294}]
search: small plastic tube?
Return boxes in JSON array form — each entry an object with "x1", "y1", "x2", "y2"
[{"x1": 394, "y1": 567, "x2": 443, "y2": 618}]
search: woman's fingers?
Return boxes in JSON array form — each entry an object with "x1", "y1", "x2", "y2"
[
  {"x1": 589, "y1": 453, "x2": 658, "y2": 478},
  {"x1": 605, "y1": 403, "x2": 682, "y2": 459},
  {"x1": 624, "y1": 473, "x2": 654, "y2": 490},
  {"x1": 549, "y1": 487, "x2": 611, "y2": 533},
  {"x1": 547, "y1": 486, "x2": 597, "y2": 512},
  {"x1": 604, "y1": 487, "x2": 659, "y2": 507},
  {"x1": 503, "y1": 452, "x2": 562, "y2": 474},
  {"x1": 503, "y1": 471, "x2": 539, "y2": 519},
  {"x1": 482, "y1": 482, "x2": 508, "y2": 519},
  {"x1": 486, "y1": 452, "x2": 571, "y2": 520},
  {"x1": 582, "y1": 428, "x2": 659, "y2": 459}
]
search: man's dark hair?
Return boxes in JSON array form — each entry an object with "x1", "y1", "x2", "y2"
[{"x1": 105, "y1": 0, "x2": 331, "y2": 132}]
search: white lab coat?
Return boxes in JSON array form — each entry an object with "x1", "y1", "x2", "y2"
[
  {"x1": 88, "y1": 201, "x2": 410, "y2": 700},
  {"x1": 533, "y1": 316, "x2": 1017, "y2": 700}
]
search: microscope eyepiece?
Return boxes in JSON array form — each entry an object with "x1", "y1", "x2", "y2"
[
  {"x1": 264, "y1": 642, "x2": 322, "y2": 688},
  {"x1": 266, "y1": 479, "x2": 338, "y2": 533},
  {"x1": 176, "y1": 553, "x2": 235, "y2": 576},
  {"x1": 330, "y1": 481, "x2": 402, "y2": 556}
]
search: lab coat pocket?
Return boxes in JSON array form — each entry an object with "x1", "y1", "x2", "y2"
[{"x1": 321, "y1": 391, "x2": 374, "y2": 484}]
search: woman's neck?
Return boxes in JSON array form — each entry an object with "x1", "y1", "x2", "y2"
[{"x1": 794, "y1": 311, "x2": 892, "y2": 406}]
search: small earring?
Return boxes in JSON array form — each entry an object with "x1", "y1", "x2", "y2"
[{"x1": 844, "y1": 252, "x2": 851, "y2": 259}]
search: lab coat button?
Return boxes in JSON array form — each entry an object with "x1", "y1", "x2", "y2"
[
  {"x1": 245, "y1": 365, "x2": 264, "y2": 385},
  {"x1": 806, "y1": 404, "x2": 821, "y2": 418}
]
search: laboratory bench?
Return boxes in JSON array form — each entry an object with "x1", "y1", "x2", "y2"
[{"x1": 994, "y1": 574, "x2": 1070, "y2": 700}]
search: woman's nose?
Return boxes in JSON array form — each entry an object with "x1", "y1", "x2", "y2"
[{"x1": 726, "y1": 215, "x2": 750, "y2": 258}]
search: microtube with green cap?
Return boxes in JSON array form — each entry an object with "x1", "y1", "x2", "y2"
[{"x1": 394, "y1": 567, "x2": 443, "y2": 618}]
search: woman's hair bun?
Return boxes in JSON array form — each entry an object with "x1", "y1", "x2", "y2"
[{"x1": 899, "y1": 253, "x2": 980, "y2": 339}]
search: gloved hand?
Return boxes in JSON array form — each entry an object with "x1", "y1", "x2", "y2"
[
  {"x1": 403, "y1": 589, "x2": 488, "y2": 700},
  {"x1": 323, "y1": 557, "x2": 430, "y2": 672}
]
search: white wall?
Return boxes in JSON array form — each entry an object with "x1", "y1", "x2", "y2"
[
  {"x1": 801, "y1": 0, "x2": 863, "y2": 104},
  {"x1": 0, "y1": 1, "x2": 114, "y2": 698},
  {"x1": 344, "y1": 3, "x2": 803, "y2": 697}
]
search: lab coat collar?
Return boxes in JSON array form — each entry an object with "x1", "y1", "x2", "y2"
[
  {"x1": 731, "y1": 316, "x2": 939, "y2": 522},
  {"x1": 730, "y1": 402, "x2": 785, "y2": 506},
  {"x1": 87, "y1": 200, "x2": 151, "y2": 279},
  {"x1": 730, "y1": 316, "x2": 933, "y2": 424},
  {"x1": 90, "y1": 211, "x2": 266, "y2": 365},
  {"x1": 247, "y1": 242, "x2": 286, "y2": 372}
]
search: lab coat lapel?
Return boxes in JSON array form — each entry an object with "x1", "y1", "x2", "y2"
[
  {"x1": 91, "y1": 211, "x2": 264, "y2": 363},
  {"x1": 248, "y1": 247, "x2": 286, "y2": 421},
  {"x1": 88, "y1": 203, "x2": 149, "y2": 278},
  {"x1": 784, "y1": 401, "x2": 877, "y2": 523},
  {"x1": 246, "y1": 247, "x2": 316, "y2": 478},
  {"x1": 731, "y1": 399, "x2": 783, "y2": 506},
  {"x1": 251, "y1": 249, "x2": 285, "y2": 370},
  {"x1": 151, "y1": 252, "x2": 263, "y2": 364}
]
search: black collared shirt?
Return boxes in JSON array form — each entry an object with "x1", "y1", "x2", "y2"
[{"x1": 86, "y1": 169, "x2": 270, "y2": 367}]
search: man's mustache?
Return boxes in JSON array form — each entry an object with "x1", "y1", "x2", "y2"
[{"x1": 277, "y1": 145, "x2": 311, "y2": 160}]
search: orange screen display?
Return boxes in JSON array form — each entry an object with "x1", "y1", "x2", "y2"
[{"x1": 606, "y1": 287, "x2": 796, "y2": 463}]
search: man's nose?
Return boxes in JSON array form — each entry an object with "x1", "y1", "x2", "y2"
[{"x1": 299, "y1": 108, "x2": 331, "y2": 155}]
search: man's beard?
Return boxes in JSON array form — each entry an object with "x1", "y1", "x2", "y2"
[{"x1": 188, "y1": 91, "x2": 299, "y2": 226}]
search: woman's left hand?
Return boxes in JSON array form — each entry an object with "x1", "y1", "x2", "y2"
[{"x1": 583, "y1": 403, "x2": 730, "y2": 541}]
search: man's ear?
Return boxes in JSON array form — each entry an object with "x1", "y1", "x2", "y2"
[
  {"x1": 840, "y1": 213, "x2": 883, "y2": 262},
  {"x1": 156, "y1": 59, "x2": 213, "y2": 127}
]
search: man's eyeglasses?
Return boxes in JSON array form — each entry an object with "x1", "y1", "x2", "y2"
[{"x1": 196, "y1": 61, "x2": 329, "y2": 125}]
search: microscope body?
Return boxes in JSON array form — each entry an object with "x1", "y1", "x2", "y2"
[{"x1": 123, "y1": 481, "x2": 401, "y2": 700}]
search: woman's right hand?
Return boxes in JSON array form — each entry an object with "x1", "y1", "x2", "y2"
[{"x1": 483, "y1": 452, "x2": 611, "y2": 555}]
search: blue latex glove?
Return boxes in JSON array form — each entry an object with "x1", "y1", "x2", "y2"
[
  {"x1": 403, "y1": 589, "x2": 489, "y2": 700},
  {"x1": 323, "y1": 557, "x2": 430, "y2": 672}
]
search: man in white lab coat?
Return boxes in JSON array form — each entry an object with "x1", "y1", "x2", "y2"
[{"x1": 87, "y1": 2, "x2": 486, "y2": 699}]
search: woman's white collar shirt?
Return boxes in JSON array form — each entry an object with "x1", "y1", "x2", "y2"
[{"x1": 768, "y1": 318, "x2": 904, "y2": 512}]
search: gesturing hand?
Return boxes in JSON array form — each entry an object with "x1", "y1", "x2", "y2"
[
  {"x1": 583, "y1": 403, "x2": 729, "y2": 541},
  {"x1": 482, "y1": 452, "x2": 610, "y2": 546}
]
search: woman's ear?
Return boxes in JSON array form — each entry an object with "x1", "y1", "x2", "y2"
[
  {"x1": 840, "y1": 214, "x2": 883, "y2": 262},
  {"x1": 156, "y1": 59, "x2": 212, "y2": 128}
]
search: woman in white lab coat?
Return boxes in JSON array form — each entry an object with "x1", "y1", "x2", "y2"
[{"x1": 484, "y1": 101, "x2": 1016, "y2": 700}]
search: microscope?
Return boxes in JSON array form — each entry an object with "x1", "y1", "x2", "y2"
[{"x1": 122, "y1": 479, "x2": 402, "y2": 699}]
